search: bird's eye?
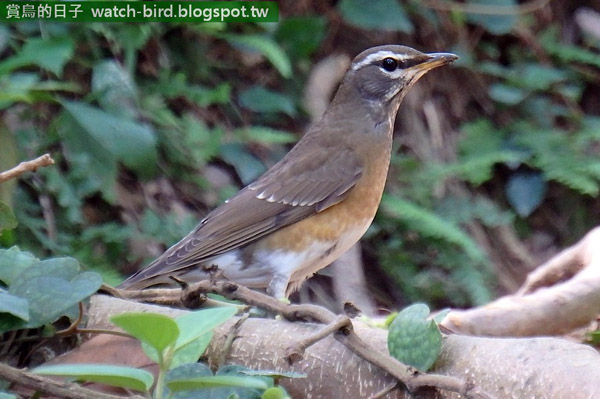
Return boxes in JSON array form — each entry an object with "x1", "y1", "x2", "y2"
[{"x1": 381, "y1": 58, "x2": 399, "y2": 72}]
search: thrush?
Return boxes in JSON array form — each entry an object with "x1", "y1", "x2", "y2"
[{"x1": 120, "y1": 45, "x2": 458, "y2": 298}]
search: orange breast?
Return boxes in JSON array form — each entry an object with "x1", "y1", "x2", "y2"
[{"x1": 259, "y1": 152, "x2": 391, "y2": 253}]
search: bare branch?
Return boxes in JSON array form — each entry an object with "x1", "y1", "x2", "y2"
[
  {"x1": 0, "y1": 154, "x2": 55, "y2": 183},
  {"x1": 0, "y1": 362, "x2": 145, "y2": 399}
]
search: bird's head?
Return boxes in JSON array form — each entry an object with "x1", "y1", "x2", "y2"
[{"x1": 334, "y1": 45, "x2": 458, "y2": 121}]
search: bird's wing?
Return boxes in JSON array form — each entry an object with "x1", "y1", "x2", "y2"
[{"x1": 119, "y1": 145, "x2": 362, "y2": 288}]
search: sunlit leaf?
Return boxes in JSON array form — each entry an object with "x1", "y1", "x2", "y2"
[
  {"x1": 33, "y1": 364, "x2": 153, "y2": 392},
  {"x1": 111, "y1": 312, "x2": 179, "y2": 353}
]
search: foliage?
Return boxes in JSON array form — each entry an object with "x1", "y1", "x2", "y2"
[
  {"x1": 0, "y1": 1, "x2": 599, "y2": 312},
  {"x1": 33, "y1": 309, "x2": 298, "y2": 399},
  {"x1": 0, "y1": 247, "x2": 101, "y2": 333},
  {"x1": 387, "y1": 303, "x2": 442, "y2": 372}
]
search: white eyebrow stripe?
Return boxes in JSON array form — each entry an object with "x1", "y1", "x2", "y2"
[{"x1": 351, "y1": 50, "x2": 411, "y2": 71}]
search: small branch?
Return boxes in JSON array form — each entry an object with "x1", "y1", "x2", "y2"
[
  {"x1": 182, "y1": 281, "x2": 495, "y2": 399},
  {"x1": 0, "y1": 154, "x2": 55, "y2": 183},
  {"x1": 0, "y1": 362, "x2": 145, "y2": 399},
  {"x1": 286, "y1": 315, "x2": 351, "y2": 362}
]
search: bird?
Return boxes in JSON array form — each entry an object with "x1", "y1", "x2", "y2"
[{"x1": 119, "y1": 45, "x2": 458, "y2": 298}]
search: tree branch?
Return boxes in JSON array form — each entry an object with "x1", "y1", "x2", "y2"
[
  {"x1": 0, "y1": 362, "x2": 145, "y2": 399},
  {"x1": 0, "y1": 154, "x2": 55, "y2": 183}
]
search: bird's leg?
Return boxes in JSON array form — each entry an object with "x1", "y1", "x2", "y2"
[{"x1": 266, "y1": 273, "x2": 291, "y2": 299}]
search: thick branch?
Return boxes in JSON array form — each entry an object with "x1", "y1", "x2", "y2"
[
  {"x1": 80, "y1": 295, "x2": 600, "y2": 399},
  {"x1": 0, "y1": 362, "x2": 144, "y2": 399},
  {"x1": 441, "y1": 227, "x2": 600, "y2": 336}
]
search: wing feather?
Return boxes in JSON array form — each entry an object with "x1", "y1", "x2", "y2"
[{"x1": 119, "y1": 144, "x2": 362, "y2": 288}]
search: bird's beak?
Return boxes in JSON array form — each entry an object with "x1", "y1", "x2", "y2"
[{"x1": 417, "y1": 52, "x2": 459, "y2": 71}]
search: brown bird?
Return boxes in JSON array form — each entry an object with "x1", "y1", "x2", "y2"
[{"x1": 120, "y1": 45, "x2": 458, "y2": 298}]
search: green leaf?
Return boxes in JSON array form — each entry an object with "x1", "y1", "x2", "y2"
[
  {"x1": 241, "y1": 370, "x2": 306, "y2": 379},
  {"x1": 33, "y1": 364, "x2": 153, "y2": 392},
  {"x1": 110, "y1": 312, "x2": 180, "y2": 353},
  {"x1": 167, "y1": 376, "x2": 269, "y2": 392},
  {"x1": 61, "y1": 100, "x2": 158, "y2": 179},
  {"x1": 174, "y1": 307, "x2": 237, "y2": 350},
  {"x1": 275, "y1": 16, "x2": 327, "y2": 59},
  {"x1": 8, "y1": 259, "x2": 102, "y2": 329},
  {"x1": 505, "y1": 171, "x2": 547, "y2": 217},
  {"x1": 262, "y1": 387, "x2": 290, "y2": 399},
  {"x1": 465, "y1": 0, "x2": 516, "y2": 34},
  {"x1": 0, "y1": 290, "x2": 29, "y2": 321},
  {"x1": 0, "y1": 37, "x2": 74, "y2": 76},
  {"x1": 165, "y1": 363, "x2": 212, "y2": 399},
  {"x1": 235, "y1": 127, "x2": 297, "y2": 145},
  {"x1": 541, "y1": 27, "x2": 600, "y2": 69},
  {"x1": 488, "y1": 83, "x2": 527, "y2": 105},
  {"x1": 387, "y1": 304, "x2": 442, "y2": 371},
  {"x1": 0, "y1": 247, "x2": 38, "y2": 286},
  {"x1": 338, "y1": 0, "x2": 413, "y2": 33},
  {"x1": 0, "y1": 201, "x2": 17, "y2": 233},
  {"x1": 92, "y1": 60, "x2": 138, "y2": 119},
  {"x1": 239, "y1": 86, "x2": 296, "y2": 116},
  {"x1": 382, "y1": 196, "x2": 487, "y2": 263},
  {"x1": 224, "y1": 35, "x2": 292, "y2": 78},
  {"x1": 168, "y1": 333, "x2": 212, "y2": 369},
  {"x1": 220, "y1": 143, "x2": 266, "y2": 184},
  {"x1": 154, "y1": 74, "x2": 231, "y2": 107}
]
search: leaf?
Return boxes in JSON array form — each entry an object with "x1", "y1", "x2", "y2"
[
  {"x1": 155, "y1": 74, "x2": 231, "y2": 106},
  {"x1": 235, "y1": 127, "x2": 297, "y2": 145},
  {"x1": 382, "y1": 196, "x2": 487, "y2": 263},
  {"x1": 262, "y1": 387, "x2": 290, "y2": 399},
  {"x1": 241, "y1": 370, "x2": 306, "y2": 379},
  {"x1": 0, "y1": 37, "x2": 74, "y2": 76},
  {"x1": 518, "y1": 64, "x2": 568, "y2": 91},
  {"x1": 505, "y1": 171, "x2": 547, "y2": 217},
  {"x1": 488, "y1": 83, "x2": 527, "y2": 105},
  {"x1": 165, "y1": 363, "x2": 212, "y2": 399},
  {"x1": 238, "y1": 86, "x2": 296, "y2": 116},
  {"x1": 172, "y1": 307, "x2": 237, "y2": 358},
  {"x1": 61, "y1": 100, "x2": 157, "y2": 179},
  {"x1": 220, "y1": 143, "x2": 266, "y2": 184},
  {"x1": 387, "y1": 304, "x2": 442, "y2": 371},
  {"x1": 0, "y1": 290, "x2": 29, "y2": 321},
  {"x1": 167, "y1": 333, "x2": 213, "y2": 369},
  {"x1": 33, "y1": 364, "x2": 153, "y2": 392},
  {"x1": 224, "y1": 35, "x2": 291, "y2": 78},
  {"x1": 92, "y1": 60, "x2": 138, "y2": 119},
  {"x1": 275, "y1": 16, "x2": 327, "y2": 59},
  {"x1": 465, "y1": 0, "x2": 516, "y2": 34},
  {"x1": 338, "y1": 0, "x2": 413, "y2": 33},
  {"x1": 0, "y1": 201, "x2": 17, "y2": 233},
  {"x1": 167, "y1": 376, "x2": 269, "y2": 392},
  {"x1": 110, "y1": 312, "x2": 180, "y2": 353},
  {"x1": 540, "y1": 27, "x2": 600, "y2": 69},
  {"x1": 9, "y1": 261, "x2": 102, "y2": 329},
  {"x1": 0, "y1": 247, "x2": 38, "y2": 286}
]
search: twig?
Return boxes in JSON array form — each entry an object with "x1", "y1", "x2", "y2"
[
  {"x1": 0, "y1": 154, "x2": 55, "y2": 183},
  {"x1": 57, "y1": 303, "x2": 84, "y2": 337},
  {"x1": 285, "y1": 315, "x2": 351, "y2": 363},
  {"x1": 369, "y1": 383, "x2": 399, "y2": 399},
  {"x1": 0, "y1": 362, "x2": 145, "y2": 399},
  {"x1": 182, "y1": 280, "x2": 495, "y2": 399}
]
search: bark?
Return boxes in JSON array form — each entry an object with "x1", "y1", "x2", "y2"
[{"x1": 68, "y1": 295, "x2": 600, "y2": 399}]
